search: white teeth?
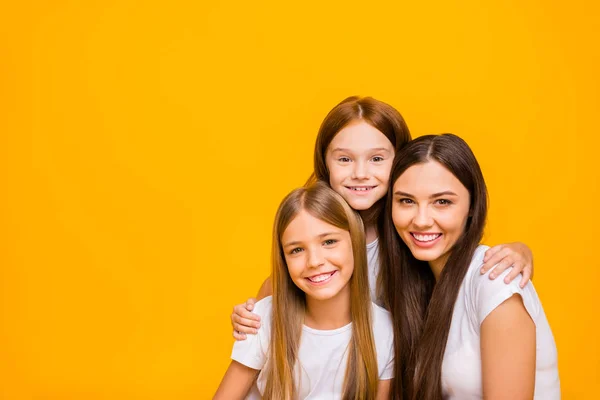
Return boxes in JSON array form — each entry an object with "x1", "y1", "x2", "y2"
[
  {"x1": 308, "y1": 272, "x2": 334, "y2": 282},
  {"x1": 350, "y1": 187, "x2": 373, "y2": 191},
  {"x1": 413, "y1": 233, "x2": 441, "y2": 242}
]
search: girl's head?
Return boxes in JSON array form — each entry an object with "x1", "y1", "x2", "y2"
[
  {"x1": 265, "y1": 181, "x2": 378, "y2": 399},
  {"x1": 273, "y1": 181, "x2": 367, "y2": 304},
  {"x1": 380, "y1": 133, "x2": 488, "y2": 398},
  {"x1": 390, "y1": 133, "x2": 488, "y2": 271},
  {"x1": 310, "y1": 96, "x2": 412, "y2": 215}
]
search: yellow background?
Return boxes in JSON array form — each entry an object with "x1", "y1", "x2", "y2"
[{"x1": 1, "y1": 0, "x2": 598, "y2": 398}]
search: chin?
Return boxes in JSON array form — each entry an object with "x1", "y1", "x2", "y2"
[
  {"x1": 408, "y1": 247, "x2": 441, "y2": 262},
  {"x1": 346, "y1": 199, "x2": 377, "y2": 211}
]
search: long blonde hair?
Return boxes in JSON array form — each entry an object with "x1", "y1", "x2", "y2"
[{"x1": 262, "y1": 181, "x2": 379, "y2": 399}]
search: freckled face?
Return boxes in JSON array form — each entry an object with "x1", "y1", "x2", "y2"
[
  {"x1": 281, "y1": 210, "x2": 354, "y2": 301},
  {"x1": 392, "y1": 161, "x2": 471, "y2": 271},
  {"x1": 326, "y1": 121, "x2": 394, "y2": 211}
]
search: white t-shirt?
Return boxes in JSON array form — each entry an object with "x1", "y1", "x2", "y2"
[
  {"x1": 366, "y1": 238, "x2": 382, "y2": 307},
  {"x1": 231, "y1": 296, "x2": 395, "y2": 399},
  {"x1": 441, "y1": 245, "x2": 560, "y2": 399}
]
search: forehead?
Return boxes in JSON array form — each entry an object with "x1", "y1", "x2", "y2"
[
  {"x1": 393, "y1": 161, "x2": 467, "y2": 195},
  {"x1": 327, "y1": 120, "x2": 394, "y2": 152},
  {"x1": 282, "y1": 210, "x2": 345, "y2": 241}
]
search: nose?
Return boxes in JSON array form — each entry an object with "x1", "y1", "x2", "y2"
[
  {"x1": 307, "y1": 246, "x2": 325, "y2": 269},
  {"x1": 351, "y1": 160, "x2": 368, "y2": 180},
  {"x1": 413, "y1": 205, "x2": 433, "y2": 228}
]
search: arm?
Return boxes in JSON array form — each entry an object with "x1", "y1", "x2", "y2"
[
  {"x1": 376, "y1": 379, "x2": 392, "y2": 400},
  {"x1": 481, "y1": 243, "x2": 534, "y2": 288},
  {"x1": 481, "y1": 294, "x2": 536, "y2": 400},
  {"x1": 213, "y1": 360, "x2": 259, "y2": 400},
  {"x1": 231, "y1": 276, "x2": 273, "y2": 340}
]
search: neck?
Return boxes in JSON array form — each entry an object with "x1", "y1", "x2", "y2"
[
  {"x1": 429, "y1": 253, "x2": 450, "y2": 281},
  {"x1": 361, "y1": 217, "x2": 378, "y2": 243},
  {"x1": 304, "y1": 285, "x2": 352, "y2": 330}
]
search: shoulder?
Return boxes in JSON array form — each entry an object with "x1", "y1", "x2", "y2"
[
  {"x1": 465, "y1": 245, "x2": 530, "y2": 326},
  {"x1": 231, "y1": 297, "x2": 272, "y2": 370},
  {"x1": 252, "y1": 296, "x2": 273, "y2": 320},
  {"x1": 370, "y1": 302, "x2": 394, "y2": 343},
  {"x1": 371, "y1": 302, "x2": 392, "y2": 328}
]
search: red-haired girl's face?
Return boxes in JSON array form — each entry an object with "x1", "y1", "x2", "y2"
[{"x1": 325, "y1": 121, "x2": 394, "y2": 212}]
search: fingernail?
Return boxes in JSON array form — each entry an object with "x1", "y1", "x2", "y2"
[
  {"x1": 490, "y1": 273, "x2": 496, "y2": 279},
  {"x1": 480, "y1": 268, "x2": 485, "y2": 274},
  {"x1": 252, "y1": 329, "x2": 258, "y2": 334}
]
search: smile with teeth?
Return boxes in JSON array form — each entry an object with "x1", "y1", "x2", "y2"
[
  {"x1": 306, "y1": 271, "x2": 336, "y2": 283},
  {"x1": 411, "y1": 233, "x2": 442, "y2": 242},
  {"x1": 347, "y1": 186, "x2": 376, "y2": 191}
]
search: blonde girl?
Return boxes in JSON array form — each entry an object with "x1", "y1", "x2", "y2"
[{"x1": 214, "y1": 182, "x2": 395, "y2": 399}]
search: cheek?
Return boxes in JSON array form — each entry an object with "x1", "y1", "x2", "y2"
[
  {"x1": 377, "y1": 163, "x2": 393, "y2": 186},
  {"x1": 438, "y1": 209, "x2": 469, "y2": 234},
  {"x1": 327, "y1": 165, "x2": 344, "y2": 186},
  {"x1": 285, "y1": 256, "x2": 305, "y2": 279},
  {"x1": 392, "y1": 206, "x2": 410, "y2": 231}
]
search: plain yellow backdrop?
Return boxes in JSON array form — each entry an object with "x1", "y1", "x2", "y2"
[{"x1": 1, "y1": 0, "x2": 598, "y2": 398}]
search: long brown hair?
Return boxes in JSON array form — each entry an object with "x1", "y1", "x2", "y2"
[
  {"x1": 378, "y1": 134, "x2": 488, "y2": 399},
  {"x1": 307, "y1": 96, "x2": 412, "y2": 226},
  {"x1": 263, "y1": 181, "x2": 380, "y2": 399}
]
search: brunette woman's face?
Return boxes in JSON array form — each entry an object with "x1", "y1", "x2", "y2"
[
  {"x1": 281, "y1": 210, "x2": 354, "y2": 301},
  {"x1": 391, "y1": 161, "x2": 471, "y2": 272},
  {"x1": 325, "y1": 120, "x2": 394, "y2": 211}
]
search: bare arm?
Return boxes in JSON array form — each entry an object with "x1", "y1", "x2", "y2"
[
  {"x1": 481, "y1": 243, "x2": 534, "y2": 288},
  {"x1": 256, "y1": 275, "x2": 273, "y2": 300},
  {"x1": 376, "y1": 379, "x2": 392, "y2": 400},
  {"x1": 231, "y1": 276, "x2": 273, "y2": 340},
  {"x1": 481, "y1": 294, "x2": 536, "y2": 399},
  {"x1": 213, "y1": 360, "x2": 259, "y2": 400}
]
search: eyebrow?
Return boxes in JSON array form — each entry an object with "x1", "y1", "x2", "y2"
[
  {"x1": 329, "y1": 147, "x2": 391, "y2": 153},
  {"x1": 394, "y1": 190, "x2": 458, "y2": 199},
  {"x1": 283, "y1": 232, "x2": 339, "y2": 247}
]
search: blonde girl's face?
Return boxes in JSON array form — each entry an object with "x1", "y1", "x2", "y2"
[
  {"x1": 281, "y1": 210, "x2": 354, "y2": 302},
  {"x1": 325, "y1": 120, "x2": 395, "y2": 211}
]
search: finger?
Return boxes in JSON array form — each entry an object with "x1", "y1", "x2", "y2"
[
  {"x1": 245, "y1": 298, "x2": 256, "y2": 311},
  {"x1": 503, "y1": 262, "x2": 522, "y2": 284},
  {"x1": 233, "y1": 322, "x2": 258, "y2": 335},
  {"x1": 519, "y1": 265, "x2": 533, "y2": 288},
  {"x1": 488, "y1": 258, "x2": 513, "y2": 279},
  {"x1": 232, "y1": 314, "x2": 261, "y2": 329},
  {"x1": 233, "y1": 305, "x2": 261, "y2": 322},
  {"x1": 233, "y1": 330, "x2": 247, "y2": 341},
  {"x1": 481, "y1": 247, "x2": 511, "y2": 274},
  {"x1": 483, "y1": 244, "x2": 504, "y2": 262}
]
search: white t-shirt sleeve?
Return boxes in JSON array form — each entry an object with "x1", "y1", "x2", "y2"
[
  {"x1": 468, "y1": 248, "x2": 539, "y2": 327},
  {"x1": 230, "y1": 296, "x2": 273, "y2": 371},
  {"x1": 372, "y1": 303, "x2": 395, "y2": 380}
]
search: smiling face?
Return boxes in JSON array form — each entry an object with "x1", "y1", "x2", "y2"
[
  {"x1": 325, "y1": 120, "x2": 395, "y2": 211},
  {"x1": 281, "y1": 210, "x2": 354, "y2": 301},
  {"x1": 392, "y1": 160, "x2": 471, "y2": 275}
]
